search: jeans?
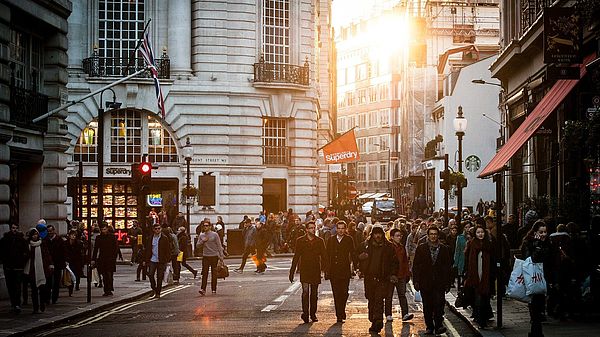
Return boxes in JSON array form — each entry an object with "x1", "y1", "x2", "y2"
[
  {"x1": 330, "y1": 277, "x2": 350, "y2": 319},
  {"x1": 29, "y1": 280, "x2": 47, "y2": 312},
  {"x1": 136, "y1": 263, "x2": 147, "y2": 280},
  {"x1": 386, "y1": 278, "x2": 409, "y2": 316},
  {"x1": 46, "y1": 268, "x2": 62, "y2": 304},
  {"x1": 4, "y1": 268, "x2": 23, "y2": 308},
  {"x1": 201, "y1": 256, "x2": 219, "y2": 291},
  {"x1": 528, "y1": 293, "x2": 546, "y2": 337},
  {"x1": 180, "y1": 257, "x2": 196, "y2": 274},
  {"x1": 101, "y1": 271, "x2": 114, "y2": 293},
  {"x1": 301, "y1": 282, "x2": 319, "y2": 318},
  {"x1": 422, "y1": 288, "x2": 446, "y2": 330},
  {"x1": 238, "y1": 245, "x2": 255, "y2": 271},
  {"x1": 148, "y1": 262, "x2": 167, "y2": 295},
  {"x1": 365, "y1": 277, "x2": 388, "y2": 323},
  {"x1": 172, "y1": 256, "x2": 181, "y2": 281}
]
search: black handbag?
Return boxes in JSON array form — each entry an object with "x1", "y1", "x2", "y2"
[{"x1": 455, "y1": 286, "x2": 474, "y2": 308}]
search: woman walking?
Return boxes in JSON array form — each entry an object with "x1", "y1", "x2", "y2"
[
  {"x1": 463, "y1": 225, "x2": 495, "y2": 328},
  {"x1": 64, "y1": 229, "x2": 84, "y2": 295},
  {"x1": 23, "y1": 228, "x2": 53, "y2": 314},
  {"x1": 196, "y1": 220, "x2": 224, "y2": 295}
]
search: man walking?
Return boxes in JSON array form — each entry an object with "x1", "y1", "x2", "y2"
[
  {"x1": 144, "y1": 224, "x2": 170, "y2": 299},
  {"x1": 128, "y1": 220, "x2": 143, "y2": 265},
  {"x1": 234, "y1": 218, "x2": 256, "y2": 273},
  {"x1": 387, "y1": 228, "x2": 414, "y2": 322},
  {"x1": 289, "y1": 221, "x2": 327, "y2": 323},
  {"x1": 45, "y1": 225, "x2": 66, "y2": 304},
  {"x1": 325, "y1": 220, "x2": 356, "y2": 323},
  {"x1": 0, "y1": 224, "x2": 29, "y2": 313},
  {"x1": 412, "y1": 226, "x2": 452, "y2": 335},
  {"x1": 92, "y1": 225, "x2": 118, "y2": 296},
  {"x1": 357, "y1": 226, "x2": 398, "y2": 334}
]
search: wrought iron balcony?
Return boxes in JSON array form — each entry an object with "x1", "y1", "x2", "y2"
[
  {"x1": 82, "y1": 49, "x2": 170, "y2": 79},
  {"x1": 263, "y1": 146, "x2": 291, "y2": 166},
  {"x1": 10, "y1": 86, "x2": 48, "y2": 131},
  {"x1": 254, "y1": 57, "x2": 309, "y2": 86},
  {"x1": 521, "y1": 0, "x2": 552, "y2": 35}
]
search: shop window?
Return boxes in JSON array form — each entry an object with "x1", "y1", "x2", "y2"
[
  {"x1": 74, "y1": 121, "x2": 98, "y2": 162},
  {"x1": 111, "y1": 109, "x2": 142, "y2": 163},
  {"x1": 148, "y1": 116, "x2": 177, "y2": 163}
]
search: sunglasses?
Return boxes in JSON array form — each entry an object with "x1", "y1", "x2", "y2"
[{"x1": 154, "y1": 227, "x2": 161, "y2": 230}]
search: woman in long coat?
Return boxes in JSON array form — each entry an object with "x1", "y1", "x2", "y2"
[
  {"x1": 23, "y1": 228, "x2": 53, "y2": 314},
  {"x1": 92, "y1": 225, "x2": 118, "y2": 296},
  {"x1": 463, "y1": 225, "x2": 495, "y2": 328},
  {"x1": 64, "y1": 229, "x2": 84, "y2": 295}
]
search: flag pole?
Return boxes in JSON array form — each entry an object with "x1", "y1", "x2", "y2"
[{"x1": 122, "y1": 19, "x2": 152, "y2": 76}]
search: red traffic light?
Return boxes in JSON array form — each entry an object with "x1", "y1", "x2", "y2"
[{"x1": 140, "y1": 162, "x2": 151, "y2": 174}]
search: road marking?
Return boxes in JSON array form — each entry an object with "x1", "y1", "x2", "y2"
[
  {"x1": 284, "y1": 281, "x2": 301, "y2": 293},
  {"x1": 36, "y1": 285, "x2": 190, "y2": 337},
  {"x1": 261, "y1": 281, "x2": 300, "y2": 312},
  {"x1": 261, "y1": 304, "x2": 278, "y2": 312},
  {"x1": 445, "y1": 318, "x2": 460, "y2": 336},
  {"x1": 320, "y1": 290, "x2": 354, "y2": 295},
  {"x1": 273, "y1": 295, "x2": 289, "y2": 302}
]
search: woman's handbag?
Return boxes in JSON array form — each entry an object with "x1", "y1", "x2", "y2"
[
  {"x1": 507, "y1": 258, "x2": 531, "y2": 302},
  {"x1": 176, "y1": 251, "x2": 184, "y2": 262},
  {"x1": 216, "y1": 259, "x2": 229, "y2": 279},
  {"x1": 454, "y1": 286, "x2": 474, "y2": 308},
  {"x1": 523, "y1": 257, "x2": 547, "y2": 296}
]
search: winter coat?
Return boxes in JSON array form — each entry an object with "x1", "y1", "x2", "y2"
[
  {"x1": 177, "y1": 231, "x2": 192, "y2": 258},
  {"x1": 93, "y1": 233, "x2": 118, "y2": 273},
  {"x1": 65, "y1": 239, "x2": 84, "y2": 277},
  {"x1": 357, "y1": 237, "x2": 398, "y2": 281},
  {"x1": 242, "y1": 225, "x2": 257, "y2": 248},
  {"x1": 412, "y1": 241, "x2": 452, "y2": 292},
  {"x1": 0, "y1": 230, "x2": 29, "y2": 270},
  {"x1": 453, "y1": 234, "x2": 467, "y2": 275},
  {"x1": 290, "y1": 235, "x2": 327, "y2": 284},
  {"x1": 45, "y1": 235, "x2": 66, "y2": 270},
  {"x1": 391, "y1": 240, "x2": 411, "y2": 281},
  {"x1": 144, "y1": 233, "x2": 171, "y2": 264},
  {"x1": 326, "y1": 235, "x2": 356, "y2": 280}
]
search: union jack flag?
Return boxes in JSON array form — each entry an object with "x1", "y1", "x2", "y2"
[{"x1": 139, "y1": 30, "x2": 165, "y2": 118}]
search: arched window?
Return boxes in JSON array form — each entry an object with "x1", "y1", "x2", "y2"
[{"x1": 74, "y1": 110, "x2": 178, "y2": 163}]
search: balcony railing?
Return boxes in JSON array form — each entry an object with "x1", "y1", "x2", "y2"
[
  {"x1": 82, "y1": 50, "x2": 170, "y2": 79},
  {"x1": 10, "y1": 86, "x2": 48, "y2": 131},
  {"x1": 263, "y1": 146, "x2": 291, "y2": 166},
  {"x1": 254, "y1": 57, "x2": 309, "y2": 86},
  {"x1": 521, "y1": 0, "x2": 552, "y2": 35}
]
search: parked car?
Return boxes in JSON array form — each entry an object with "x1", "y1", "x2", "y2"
[
  {"x1": 362, "y1": 201, "x2": 373, "y2": 215},
  {"x1": 371, "y1": 197, "x2": 400, "y2": 224}
]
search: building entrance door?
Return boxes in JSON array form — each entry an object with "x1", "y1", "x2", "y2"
[{"x1": 262, "y1": 179, "x2": 287, "y2": 214}]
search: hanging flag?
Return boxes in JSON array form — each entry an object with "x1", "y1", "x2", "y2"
[
  {"x1": 319, "y1": 128, "x2": 360, "y2": 164},
  {"x1": 139, "y1": 30, "x2": 165, "y2": 118}
]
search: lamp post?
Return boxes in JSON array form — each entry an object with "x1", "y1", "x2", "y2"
[
  {"x1": 453, "y1": 106, "x2": 467, "y2": 233},
  {"x1": 183, "y1": 137, "x2": 194, "y2": 234},
  {"x1": 89, "y1": 88, "x2": 121, "y2": 303}
]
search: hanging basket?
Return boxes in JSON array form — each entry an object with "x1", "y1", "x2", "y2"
[
  {"x1": 449, "y1": 171, "x2": 467, "y2": 187},
  {"x1": 181, "y1": 186, "x2": 198, "y2": 200}
]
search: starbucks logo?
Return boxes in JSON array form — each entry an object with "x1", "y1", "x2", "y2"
[{"x1": 465, "y1": 155, "x2": 481, "y2": 172}]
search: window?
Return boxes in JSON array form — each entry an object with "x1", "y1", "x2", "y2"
[
  {"x1": 379, "y1": 134, "x2": 389, "y2": 150},
  {"x1": 337, "y1": 117, "x2": 344, "y2": 132},
  {"x1": 110, "y1": 109, "x2": 142, "y2": 163},
  {"x1": 357, "y1": 138, "x2": 366, "y2": 154},
  {"x1": 380, "y1": 161, "x2": 388, "y2": 181},
  {"x1": 369, "y1": 110, "x2": 378, "y2": 128},
  {"x1": 379, "y1": 83, "x2": 389, "y2": 100},
  {"x1": 368, "y1": 162, "x2": 378, "y2": 181},
  {"x1": 356, "y1": 63, "x2": 367, "y2": 81},
  {"x1": 369, "y1": 86, "x2": 377, "y2": 102},
  {"x1": 262, "y1": 0, "x2": 290, "y2": 65},
  {"x1": 368, "y1": 136, "x2": 377, "y2": 153},
  {"x1": 74, "y1": 122, "x2": 98, "y2": 162},
  {"x1": 358, "y1": 89, "x2": 367, "y2": 104},
  {"x1": 98, "y1": 0, "x2": 145, "y2": 75},
  {"x1": 263, "y1": 117, "x2": 289, "y2": 165},
  {"x1": 380, "y1": 108, "x2": 390, "y2": 126},
  {"x1": 346, "y1": 92, "x2": 355, "y2": 106},
  {"x1": 357, "y1": 163, "x2": 366, "y2": 182},
  {"x1": 148, "y1": 116, "x2": 177, "y2": 163},
  {"x1": 358, "y1": 113, "x2": 367, "y2": 129},
  {"x1": 9, "y1": 29, "x2": 42, "y2": 90}
]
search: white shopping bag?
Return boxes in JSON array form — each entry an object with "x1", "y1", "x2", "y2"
[
  {"x1": 163, "y1": 263, "x2": 174, "y2": 285},
  {"x1": 506, "y1": 258, "x2": 531, "y2": 302},
  {"x1": 523, "y1": 257, "x2": 547, "y2": 296},
  {"x1": 414, "y1": 290, "x2": 422, "y2": 302}
]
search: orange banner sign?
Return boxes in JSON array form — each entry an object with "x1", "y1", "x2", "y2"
[{"x1": 320, "y1": 129, "x2": 360, "y2": 164}]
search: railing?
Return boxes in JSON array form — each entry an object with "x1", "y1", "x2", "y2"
[
  {"x1": 254, "y1": 57, "x2": 309, "y2": 86},
  {"x1": 521, "y1": 0, "x2": 552, "y2": 35},
  {"x1": 10, "y1": 86, "x2": 48, "y2": 131},
  {"x1": 82, "y1": 50, "x2": 170, "y2": 79},
  {"x1": 263, "y1": 146, "x2": 291, "y2": 166}
]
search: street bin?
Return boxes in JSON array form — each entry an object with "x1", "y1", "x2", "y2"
[{"x1": 227, "y1": 229, "x2": 244, "y2": 255}]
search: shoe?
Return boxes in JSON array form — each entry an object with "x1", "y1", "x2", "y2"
[
  {"x1": 233, "y1": 268, "x2": 243, "y2": 274},
  {"x1": 150, "y1": 293, "x2": 160, "y2": 299},
  {"x1": 75, "y1": 286, "x2": 80, "y2": 291},
  {"x1": 212, "y1": 290, "x2": 216, "y2": 294},
  {"x1": 435, "y1": 326, "x2": 447, "y2": 335},
  {"x1": 174, "y1": 280, "x2": 180, "y2": 285},
  {"x1": 386, "y1": 315, "x2": 394, "y2": 322},
  {"x1": 301, "y1": 313, "x2": 309, "y2": 323},
  {"x1": 368, "y1": 321, "x2": 382, "y2": 333},
  {"x1": 135, "y1": 279, "x2": 141, "y2": 282},
  {"x1": 311, "y1": 316, "x2": 318, "y2": 322},
  {"x1": 402, "y1": 313, "x2": 414, "y2": 321},
  {"x1": 424, "y1": 328, "x2": 434, "y2": 335},
  {"x1": 199, "y1": 289, "x2": 206, "y2": 296},
  {"x1": 102, "y1": 292, "x2": 110, "y2": 296},
  {"x1": 32, "y1": 310, "x2": 40, "y2": 314},
  {"x1": 336, "y1": 318, "x2": 344, "y2": 323},
  {"x1": 193, "y1": 270, "x2": 198, "y2": 279}
]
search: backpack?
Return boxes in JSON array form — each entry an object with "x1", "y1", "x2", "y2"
[{"x1": 168, "y1": 234, "x2": 179, "y2": 257}]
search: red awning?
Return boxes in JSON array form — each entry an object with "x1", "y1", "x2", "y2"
[{"x1": 478, "y1": 56, "x2": 593, "y2": 178}]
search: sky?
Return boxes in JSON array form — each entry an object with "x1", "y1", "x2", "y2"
[{"x1": 332, "y1": 0, "x2": 401, "y2": 28}]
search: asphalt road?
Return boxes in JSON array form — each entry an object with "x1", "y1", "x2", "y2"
[{"x1": 28, "y1": 257, "x2": 478, "y2": 337}]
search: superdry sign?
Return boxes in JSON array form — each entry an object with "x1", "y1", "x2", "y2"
[{"x1": 319, "y1": 129, "x2": 360, "y2": 164}]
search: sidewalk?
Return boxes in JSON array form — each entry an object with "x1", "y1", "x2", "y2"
[{"x1": 445, "y1": 288, "x2": 600, "y2": 337}]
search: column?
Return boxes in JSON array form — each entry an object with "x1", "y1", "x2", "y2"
[
  {"x1": 0, "y1": 3, "x2": 11, "y2": 235},
  {"x1": 168, "y1": 0, "x2": 192, "y2": 76}
]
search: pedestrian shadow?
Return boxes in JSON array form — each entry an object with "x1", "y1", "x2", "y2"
[
  {"x1": 325, "y1": 322, "x2": 343, "y2": 335},
  {"x1": 290, "y1": 321, "x2": 314, "y2": 335}
]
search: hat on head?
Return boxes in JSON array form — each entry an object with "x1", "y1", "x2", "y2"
[
  {"x1": 36, "y1": 223, "x2": 48, "y2": 239},
  {"x1": 371, "y1": 226, "x2": 385, "y2": 235}
]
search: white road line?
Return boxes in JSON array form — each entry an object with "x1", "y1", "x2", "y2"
[
  {"x1": 445, "y1": 318, "x2": 460, "y2": 336},
  {"x1": 261, "y1": 304, "x2": 278, "y2": 312},
  {"x1": 273, "y1": 295, "x2": 289, "y2": 302},
  {"x1": 284, "y1": 281, "x2": 301, "y2": 293}
]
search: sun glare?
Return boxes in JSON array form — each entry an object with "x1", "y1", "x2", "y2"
[{"x1": 357, "y1": 14, "x2": 411, "y2": 61}]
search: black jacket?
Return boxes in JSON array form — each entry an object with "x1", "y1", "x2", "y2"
[
  {"x1": 0, "y1": 231, "x2": 29, "y2": 269},
  {"x1": 93, "y1": 233, "x2": 118, "y2": 273},
  {"x1": 357, "y1": 238, "x2": 398, "y2": 281},
  {"x1": 326, "y1": 235, "x2": 357, "y2": 280},
  {"x1": 144, "y1": 233, "x2": 171, "y2": 264},
  {"x1": 45, "y1": 235, "x2": 66, "y2": 270},
  {"x1": 290, "y1": 235, "x2": 327, "y2": 284},
  {"x1": 412, "y1": 241, "x2": 452, "y2": 291}
]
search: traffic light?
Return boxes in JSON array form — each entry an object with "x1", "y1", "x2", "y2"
[
  {"x1": 439, "y1": 170, "x2": 449, "y2": 190},
  {"x1": 131, "y1": 163, "x2": 141, "y2": 194},
  {"x1": 139, "y1": 161, "x2": 152, "y2": 194}
]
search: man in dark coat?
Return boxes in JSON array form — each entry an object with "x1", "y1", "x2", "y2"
[
  {"x1": 144, "y1": 223, "x2": 171, "y2": 298},
  {"x1": 255, "y1": 220, "x2": 270, "y2": 273},
  {"x1": 92, "y1": 225, "x2": 118, "y2": 296},
  {"x1": 412, "y1": 226, "x2": 452, "y2": 335},
  {"x1": 44, "y1": 225, "x2": 66, "y2": 304},
  {"x1": 289, "y1": 221, "x2": 327, "y2": 323},
  {"x1": 325, "y1": 220, "x2": 356, "y2": 323},
  {"x1": 0, "y1": 224, "x2": 29, "y2": 313},
  {"x1": 357, "y1": 225, "x2": 398, "y2": 334}
]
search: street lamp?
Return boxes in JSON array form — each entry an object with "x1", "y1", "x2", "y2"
[
  {"x1": 183, "y1": 137, "x2": 194, "y2": 234},
  {"x1": 90, "y1": 88, "x2": 121, "y2": 303},
  {"x1": 453, "y1": 106, "x2": 467, "y2": 233}
]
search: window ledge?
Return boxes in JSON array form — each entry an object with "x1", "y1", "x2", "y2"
[{"x1": 253, "y1": 82, "x2": 309, "y2": 91}]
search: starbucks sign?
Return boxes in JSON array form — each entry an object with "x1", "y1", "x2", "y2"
[{"x1": 465, "y1": 155, "x2": 481, "y2": 172}]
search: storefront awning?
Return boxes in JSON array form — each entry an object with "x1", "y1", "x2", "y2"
[
  {"x1": 479, "y1": 57, "x2": 592, "y2": 178},
  {"x1": 358, "y1": 193, "x2": 375, "y2": 199},
  {"x1": 371, "y1": 192, "x2": 390, "y2": 199}
]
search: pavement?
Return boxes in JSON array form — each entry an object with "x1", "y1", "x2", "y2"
[{"x1": 1, "y1": 248, "x2": 599, "y2": 336}]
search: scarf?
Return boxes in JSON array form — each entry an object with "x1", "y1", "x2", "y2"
[
  {"x1": 24, "y1": 240, "x2": 46, "y2": 288},
  {"x1": 428, "y1": 241, "x2": 440, "y2": 265},
  {"x1": 465, "y1": 238, "x2": 491, "y2": 295}
]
